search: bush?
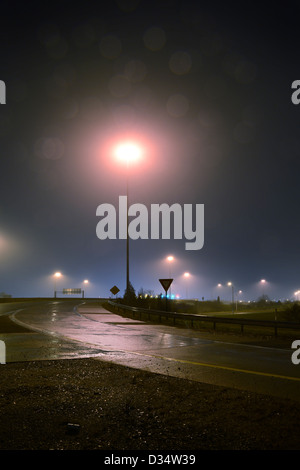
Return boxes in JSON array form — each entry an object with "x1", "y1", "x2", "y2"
[{"x1": 282, "y1": 303, "x2": 300, "y2": 322}]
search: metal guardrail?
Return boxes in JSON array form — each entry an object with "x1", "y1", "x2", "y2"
[{"x1": 107, "y1": 300, "x2": 300, "y2": 337}]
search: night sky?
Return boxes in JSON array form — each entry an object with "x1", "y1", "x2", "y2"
[{"x1": 1, "y1": 0, "x2": 300, "y2": 301}]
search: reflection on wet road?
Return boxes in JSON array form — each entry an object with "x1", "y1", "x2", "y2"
[{"x1": 1, "y1": 300, "x2": 300, "y2": 401}]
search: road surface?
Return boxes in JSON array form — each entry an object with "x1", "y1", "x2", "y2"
[{"x1": 1, "y1": 300, "x2": 300, "y2": 401}]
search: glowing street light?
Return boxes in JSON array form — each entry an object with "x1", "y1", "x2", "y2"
[
  {"x1": 166, "y1": 255, "x2": 174, "y2": 275},
  {"x1": 114, "y1": 140, "x2": 143, "y2": 298},
  {"x1": 237, "y1": 289, "x2": 243, "y2": 308},
  {"x1": 184, "y1": 272, "x2": 190, "y2": 298},
  {"x1": 53, "y1": 272, "x2": 62, "y2": 298},
  {"x1": 216, "y1": 283, "x2": 223, "y2": 301},
  {"x1": 82, "y1": 279, "x2": 89, "y2": 299},
  {"x1": 260, "y1": 279, "x2": 267, "y2": 299},
  {"x1": 114, "y1": 142, "x2": 143, "y2": 164},
  {"x1": 227, "y1": 282, "x2": 234, "y2": 313}
]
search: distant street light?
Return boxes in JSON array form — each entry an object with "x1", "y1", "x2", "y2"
[
  {"x1": 53, "y1": 272, "x2": 62, "y2": 298},
  {"x1": 260, "y1": 279, "x2": 266, "y2": 299},
  {"x1": 237, "y1": 290, "x2": 243, "y2": 309},
  {"x1": 166, "y1": 255, "x2": 174, "y2": 276},
  {"x1": 227, "y1": 282, "x2": 234, "y2": 313},
  {"x1": 82, "y1": 279, "x2": 89, "y2": 298},
  {"x1": 184, "y1": 272, "x2": 190, "y2": 299},
  {"x1": 216, "y1": 283, "x2": 223, "y2": 301}
]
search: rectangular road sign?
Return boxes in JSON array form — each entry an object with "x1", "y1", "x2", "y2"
[
  {"x1": 159, "y1": 279, "x2": 173, "y2": 292},
  {"x1": 63, "y1": 288, "x2": 82, "y2": 295}
]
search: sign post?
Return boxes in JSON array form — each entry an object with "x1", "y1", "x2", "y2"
[{"x1": 159, "y1": 278, "x2": 173, "y2": 311}]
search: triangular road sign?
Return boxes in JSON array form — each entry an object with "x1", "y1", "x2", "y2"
[{"x1": 159, "y1": 278, "x2": 173, "y2": 292}]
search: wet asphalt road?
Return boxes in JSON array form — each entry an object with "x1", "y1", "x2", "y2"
[{"x1": 1, "y1": 299, "x2": 300, "y2": 401}]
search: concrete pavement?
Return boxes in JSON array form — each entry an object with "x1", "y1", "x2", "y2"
[{"x1": 1, "y1": 300, "x2": 300, "y2": 401}]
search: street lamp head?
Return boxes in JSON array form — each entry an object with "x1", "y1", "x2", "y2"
[
  {"x1": 184, "y1": 272, "x2": 190, "y2": 278},
  {"x1": 167, "y1": 255, "x2": 174, "y2": 262},
  {"x1": 261, "y1": 279, "x2": 266, "y2": 283},
  {"x1": 114, "y1": 141, "x2": 142, "y2": 164},
  {"x1": 54, "y1": 272, "x2": 62, "y2": 278},
  {"x1": 227, "y1": 282, "x2": 232, "y2": 286}
]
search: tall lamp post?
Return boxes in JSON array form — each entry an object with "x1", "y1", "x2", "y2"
[
  {"x1": 260, "y1": 279, "x2": 266, "y2": 300},
  {"x1": 53, "y1": 272, "x2": 62, "y2": 298},
  {"x1": 227, "y1": 282, "x2": 234, "y2": 313},
  {"x1": 83, "y1": 279, "x2": 89, "y2": 298},
  {"x1": 115, "y1": 142, "x2": 142, "y2": 298},
  {"x1": 217, "y1": 283, "x2": 222, "y2": 300}
]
